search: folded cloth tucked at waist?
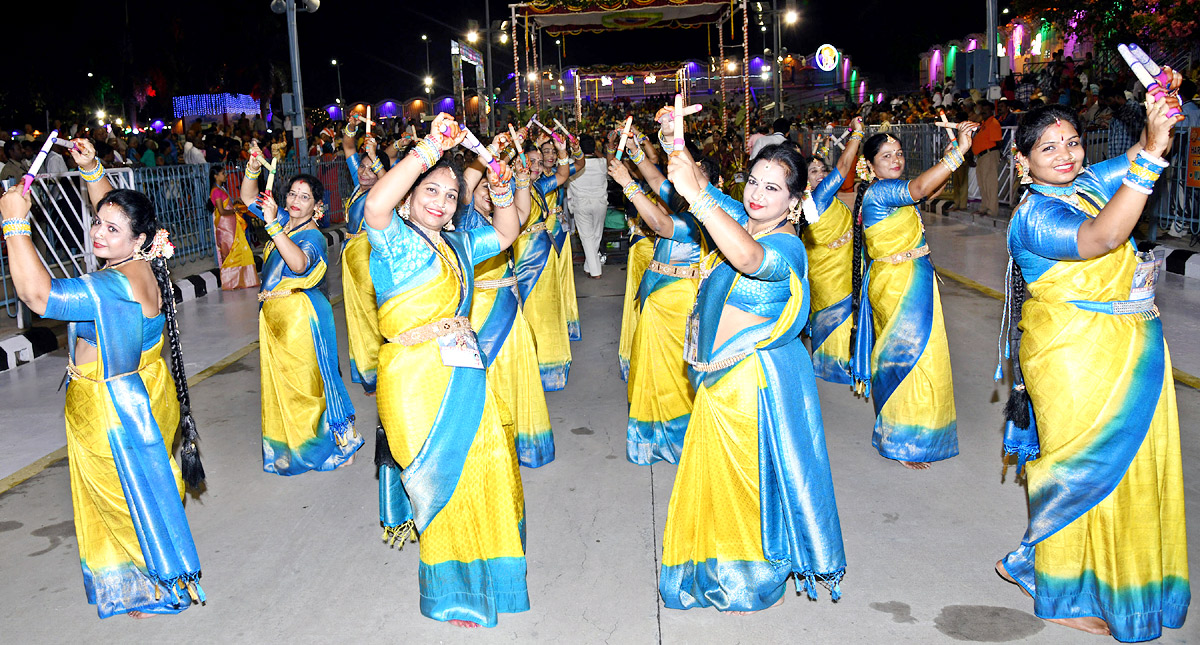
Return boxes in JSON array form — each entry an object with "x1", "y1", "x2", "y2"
[
  {"x1": 387, "y1": 315, "x2": 473, "y2": 346},
  {"x1": 872, "y1": 244, "x2": 930, "y2": 265},
  {"x1": 1068, "y1": 297, "x2": 1159, "y2": 316},
  {"x1": 648, "y1": 260, "x2": 700, "y2": 279}
]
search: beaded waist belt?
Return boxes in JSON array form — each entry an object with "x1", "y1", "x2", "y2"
[
  {"x1": 688, "y1": 351, "x2": 752, "y2": 373},
  {"x1": 345, "y1": 231, "x2": 362, "y2": 239},
  {"x1": 475, "y1": 276, "x2": 518, "y2": 290},
  {"x1": 388, "y1": 316, "x2": 473, "y2": 346},
  {"x1": 648, "y1": 260, "x2": 700, "y2": 279},
  {"x1": 67, "y1": 360, "x2": 151, "y2": 383},
  {"x1": 826, "y1": 230, "x2": 853, "y2": 250},
  {"x1": 874, "y1": 244, "x2": 930, "y2": 264},
  {"x1": 522, "y1": 222, "x2": 547, "y2": 235},
  {"x1": 258, "y1": 288, "x2": 298, "y2": 302},
  {"x1": 1069, "y1": 298, "x2": 1158, "y2": 316}
]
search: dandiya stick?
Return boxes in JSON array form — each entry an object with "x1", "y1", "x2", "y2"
[
  {"x1": 530, "y1": 116, "x2": 562, "y2": 143},
  {"x1": 22, "y1": 129, "x2": 59, "y2": 195},
  {"x1": 508, "y1": 124, "x2": 528, "y2": 167},
  {"x1": 615, "y1": 116, "x2": 633, "y2": 161},
  {"x1": 937, "y1": 109, "x2": 956, "y2": 140},
  {"x1": 1119, "y1": 43, "x2": 1183, "y2": 119},
  {"x1": 552, "y1": 117, "x2": 577, "y2": 144},
  {"x1": 460, "y1": 127, "x2": 504, "y2": 176},
  {"x1": 366, "y1": 106, "x2": 372, "y2": 135},
  {"x1": 672, "y1": 94, "x2": 685, "y2": 152}
]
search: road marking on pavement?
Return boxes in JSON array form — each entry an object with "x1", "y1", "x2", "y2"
[{"x1": 936, "y1": 265, "x2": 1200, "y2": 392}]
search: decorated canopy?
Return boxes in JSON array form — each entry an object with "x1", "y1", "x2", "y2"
[{"x1": 522, "y1": 0, "x2": 727, "y2": 36}]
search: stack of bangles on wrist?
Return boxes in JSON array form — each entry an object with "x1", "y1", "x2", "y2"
[
  {"x1": 515, "y1": 175, "x2": 530, "y2": 189},
  {"x1": 658, "y1": 132, "x2": 674, "y2": 155},
  {"x1": 80, "y1": 162, "x2": 105, "y2": 183},
  {"x1": 369, "y1": 157, "x2": 384, "y2": 174},
  {"x1": 689, "y1": 190, "x2": 721, "y2": 223},
  {"x1": 3, "y1": 217, "x2": 32, "y2": 239},
  {"x1": 850, "y1": 130, "x2": 864, "y2": 142},
  {"x1": 1123, "y1": 150, "x2": 1169, "y2": 195},
  {"x1": 627, "y1": 145, "x2": 646, "y2": 164},
  {"x1": 265, "y1": 221, "x2": 284, "y2": 237},
  {"x1": 939, "y1": 141, "x2": 965, "y2": 172},
  {"x1": 490, "y1": 183, "x2": 515, "y2": 208},
  {"x1": 244, "y1": 166, "x2": 262, "y2": 180},
  {"x1": 409, "y1": 136, "x2": 442, "y2": 172},
  {"x1": 571, "y1": 148, "x2": 584, "y2": 161},
  {"x1": 622, "y1": 183, "x2": 643, "y2": 201},
  {"x1": 344, "y1": 124, "x2": 358, "y2": 138},
  {"x1": 556, "y1": 156, "x2": 570, "y2": 166}
]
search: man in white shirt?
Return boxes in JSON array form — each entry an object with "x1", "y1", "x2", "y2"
[
  {"x1": 566, "y1": 134, "x2": 611, "y2": 278},
  {"x1": 749, "y1": 118, "x2": 791, "y2": 160}
]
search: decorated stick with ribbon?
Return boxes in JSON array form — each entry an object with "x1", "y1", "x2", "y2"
[
  {"x1": 508, "y1": 124, "x2": 528, "y2": 167},
  {"x1": 552, "y1": 118, "x2": 577, "y2": 144},
  {"x1": 21, "y1": 130, "x2": 59, "y2": 195},
  {"x1": 1118, "y1": 44, "x2": 1183, "y2": 119},
  {"x1": 615, "y1": 116, "x2": 634, "y2": 161}
]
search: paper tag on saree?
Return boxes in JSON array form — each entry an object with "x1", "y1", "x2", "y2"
[
  {"x1": 682, "y1": 311, "x2": 700, "y2": 364},
  {"x1": 437, "y1": 330, "x2": 485, "y2": 369},
  {"x1": 1129, "y1": 253, "x2": 1161, "y2": 302}
]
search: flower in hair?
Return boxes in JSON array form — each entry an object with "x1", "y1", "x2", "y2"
[{"x1": 149, "y1": 228, "x2": 175, "y2": 259}]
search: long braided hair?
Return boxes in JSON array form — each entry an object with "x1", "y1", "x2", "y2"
[
  {"x1": 848, "y1": 133, "x2": 890, "y2": 355},
  {"x1": 97, "y1": 189, "x2": 204, "y2": 489}
]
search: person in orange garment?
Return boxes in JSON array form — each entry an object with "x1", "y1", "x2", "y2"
[{"x1": 972, "y1": 100, "x2": 1003, "y2": 217}]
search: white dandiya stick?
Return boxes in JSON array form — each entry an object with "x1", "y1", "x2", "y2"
[
  {"x1": 937, "y1": 109, "x2": 956, "y2": 140},
  {"x1": 53, "y1": 137, "x2": 76, "y2": 150},
  {"x1": 366, "y1": 106, "x2": 372, "y2": 135},
  {"x1": 508, "y1": 124, "x2": 528, "y2": 167},
  {"x1": 673, "y1": 94, "x2": 685, "y2": 152},
  {"x1": 22, "y1": 129, "x2": 59, "y2": 194},
  {"x1": 1121, "y1": 43, "x2": 1183, "y2": 118},
  {"x1": 460, "y1": 128, "x2": 504, "y2": 175},
  {"x1": 531, "y1": 116, "x2": 561, "y2": 143},
  {"x1": 615, "y1": 115, "x2": 633, "y2": 161},
  {"x1": 552, "y1": 118, "x2": 577, "y2": 144}
]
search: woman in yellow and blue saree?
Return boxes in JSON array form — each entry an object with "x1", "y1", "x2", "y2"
[
  {"x1": 995, "y1": 100, "x2": 1189, "y2": 641},
  {"x1": 612, "y1": 130, "x2": 712, "y2": 465},
  {"x1": 364, "y1": 114, "x2": 529, "y2": 628},
  {"x1": 848, "y1": 126, "x2": 972, "y2": 468},
  {"x1": 618, "y1": 218, "x2": 654, "y2": 382},
  {"x1": 536, "y1": 138, "x2": 584, "y2": 342},
  {"x1": 340, "y1": 117, "x2": 387, "y2": 394},
  {"x1": 517, "y1": 143, "x2": 573, "y2": 390},
  {"x1": 655, "y1": 142, "x2": 845, "y2": 613},
  {"x1": 2, "y1": 153, "x2": 206, "y2": 619},
  {"x1": 458, "y1": 154, "x2": 554, "y2": 468},
  {"x1": 242, "y1": 147, "x2": 361, "y2": 475},
  {"x1": 801, "y1": 118, "x2": 863, "y2": 384}
]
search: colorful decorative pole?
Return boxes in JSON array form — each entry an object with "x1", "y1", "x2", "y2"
[
  {"x1": 719, "y1": 16, "x2": 727, "y2": 136},
  {"x1": 512, "y1": 6, "x2": 521, "y2": 112},
  {"x1": 742, "y1": 0, "x2": 750, "y2": 167}
]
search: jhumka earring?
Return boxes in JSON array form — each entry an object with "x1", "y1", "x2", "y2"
[{"x1": 1012, "y1": 144, "x2": 1031, "y2": 185}]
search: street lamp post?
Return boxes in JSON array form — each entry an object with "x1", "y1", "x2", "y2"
[
  {"x1": 270, "y1": 0, "x2": 319, "y2": 169},
  {"x1": 331, "y1": 59, "x2": 343, "y2": 110},
  {"x1": 422, "y1": 34, "x2": 430, "y2": 81}
]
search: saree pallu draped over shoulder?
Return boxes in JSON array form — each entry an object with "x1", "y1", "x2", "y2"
[
  {"x1": 369, "y1": 216, "x2": 528, "y2": 627},
  {"x1": 45, "y1": 271, "x2": 205, "y2": 618},
  {"x1": 852, "y1": 179, "x2": 958, "y2": 463},
  {"x1": 660, "y1": 194, "x2": 845, "y2": 611},
  {"x1": 1001, "y1": 156, "x2": 1189, "y2": 642},
  {"x1": 259, "y1": 228, "x2": 361, "y2": 475}
]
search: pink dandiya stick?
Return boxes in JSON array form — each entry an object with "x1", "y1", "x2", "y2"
[
  {"x1": 508, "y1": 124, "x2": 528, "y2": 167},
  {"x1": 552, "y1": 118, "x2": 577, "y2": 144},
  {"x1": 1119, "y1": 44, "x2": 1183, "y2": 119},
  {"x1": 21, "y1": 129, "x2": 59, "y2": 195},
  {"x1": 530, "y1": 116, "x2": 562, "y2": 143},
  {"x1": 615, "y1": 116, "x2": 633, "y2": 161},
  {"x1": 673, "y1": 94, "x2": 685, "y2": 152}
]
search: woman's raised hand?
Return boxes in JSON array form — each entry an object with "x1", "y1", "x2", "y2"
[
  {"x1": 851, "y1": 116, "x2": 864, "y2": 133},
  {"x1": 956, "y1": 120, "x2": 980, "y2": 150},
  {"x1": 429, "y1": 113, "x2": 467, "y2": 151},
  {"x1": 1145, "y1": 94, "x2": 1184, "y2": 158},
  {"x1": 256, "y1": 191, "x2": 279, "y2": 224},
  {"x1": 665, "y1": 144, "x2": 703, "y2": 201},
  {"x1": 1, "y1": 184, "x2": 33, "y2": 221},
  {"x1": 247, "y1": 140, "x2": 263, "y2": 172},
  {"x1": 607, "y1": 158, "x2": 632, "y2": 186},
  {"x1": 486, "y1": 158, "x2": 513, "y2": 187},
  {"x1": 363, "y1": 135, "x2": 378, "y2": 160},
  {"x1": 70, "y1": 138, "x2": 97, "y2": 169}
]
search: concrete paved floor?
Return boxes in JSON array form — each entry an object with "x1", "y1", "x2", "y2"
[{"x1": 1, "y1": 227, "x2": 1198, "y2": 643}]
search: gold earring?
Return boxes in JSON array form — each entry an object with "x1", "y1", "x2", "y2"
[{"x1": 787, "y1": 200, "x2": 803, "y2": 224}]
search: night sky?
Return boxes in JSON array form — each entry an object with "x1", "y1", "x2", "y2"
[{"x1": 6, "y1": 0, "x2": 991, "y2": 124}]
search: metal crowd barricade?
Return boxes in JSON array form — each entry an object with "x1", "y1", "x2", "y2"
[
  {"x1": 134, "y1": 164, "x2": 218, "y2": 268},
  {"x1": 217, "y1": 157, "x2": 353, "y2": 228}
]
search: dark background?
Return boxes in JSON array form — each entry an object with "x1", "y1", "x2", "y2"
[{"x1": 4, "y1": 0, "x2": 991, "y2": 125}]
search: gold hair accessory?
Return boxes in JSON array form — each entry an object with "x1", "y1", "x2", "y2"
[{"x1": 135, "y1": 229, "x2": 175, "y2": 261}]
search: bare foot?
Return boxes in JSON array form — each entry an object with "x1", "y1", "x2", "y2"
[
  {"x1": 344, "y1": 454, "x2": 355, "y2": 467},
  {"x1": 448, "y1": 619, "x2": 481, "y2": 628},
  {"x1": 900, "y1": 461, "x2": 930, "y2": 470},
  {"x1": 726, "y1": 595, "x2": 784, "y2": 615},
  {"x1": 994, "y1": 560, "x2": 1031, "y2": 599},
  {"x1": 1046, "y1": 616, "x2": 1110, "y2": 636},
  {"x1": 127, "y1": 610, "x2": 154, "y2": 620}
]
